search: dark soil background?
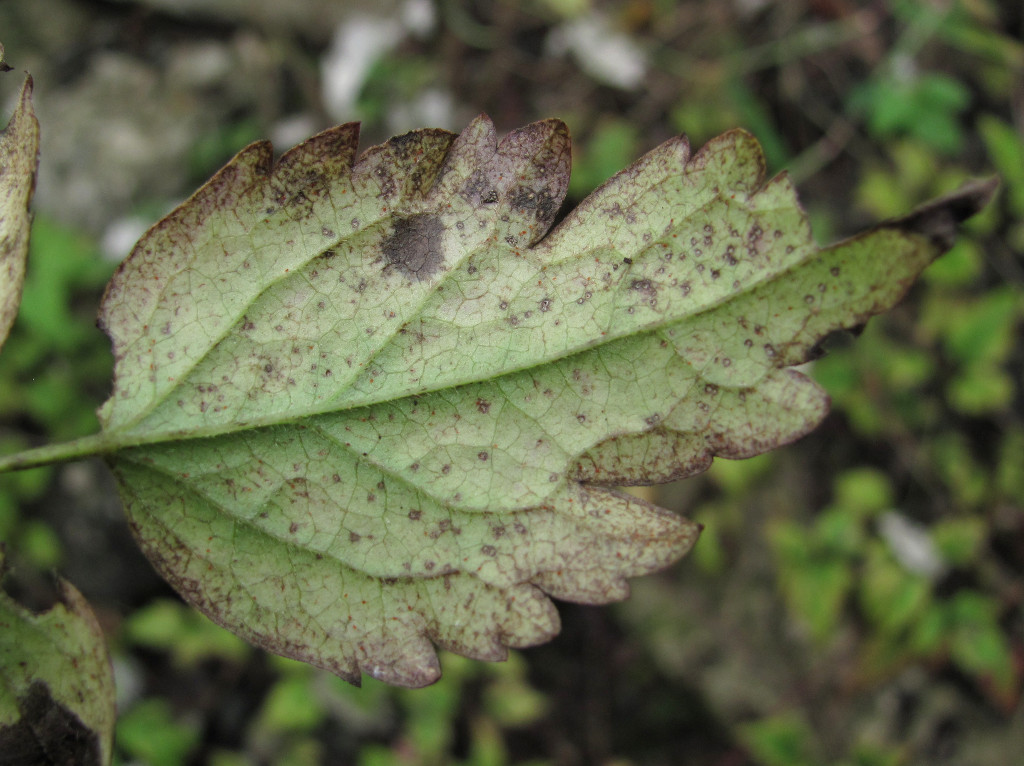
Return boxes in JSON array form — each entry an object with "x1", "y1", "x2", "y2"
[{"x1": 1, "y1": 1, "x2": 1022, "y2": 765}]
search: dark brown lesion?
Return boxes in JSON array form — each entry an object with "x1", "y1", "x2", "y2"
[
  {"x1": 0, "y1": 681, "x2": 102, "y2": 766},
  {"x1": 509, "y1": 185, "x2": 559, "y2": 223},
  {"x1": 382, "y1": 214, "x2": 445, "y2": 281}
]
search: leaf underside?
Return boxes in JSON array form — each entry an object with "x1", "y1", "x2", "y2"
[
  {"x1": 96, "y1": 115, "x2": 994, "y2": 686},
  {"x1": 0, "y1": 75, "x2": 38, "y2": 350}
]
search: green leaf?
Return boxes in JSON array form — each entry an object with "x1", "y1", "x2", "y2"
[
  {"x1": 115, "y1": 698, "x2": 200, "y2": 766},
  {"x1": 0, "y1": 75, "x2": 39, "y2": 351},
  {"x1": 739, "y1": 711, "x2": 817, "y2": 766},
  {"x1": 0, "y1": 548, "x2": 116, "y2": 765},
  {"x1": 858, "y1": 543, "x2": 931, "y2": 637},
  {"x1": 947, "y1": 591, "x2": 1018, "y2": 698},
  {"x1": 0, "y1": 117, "x2": 996, "y2": 687},
  {"x1": 123, "y1": 597, "x2": 250, "y2": 666},
  {"x1": 979, "y1": 114, "x2": 1024, "y2": 217}
]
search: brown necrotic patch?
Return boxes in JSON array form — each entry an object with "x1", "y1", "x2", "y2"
[
  {"x1": 382, "y1": 214, "x2": 445, "y2": 281},
  {"x1": 0, "y1": 681, "x2": 102, "y2": 766}
]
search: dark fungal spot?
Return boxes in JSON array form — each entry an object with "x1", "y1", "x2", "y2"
[
  {"x1": 476, "y1": 398, "x2": 491, "y2": 414},
  {"x1": 382, "y1": 214, "x2": 445, "y2": 281},
  {"x1": 509, "y1": 185, "x2": 558, "y2": 225}
]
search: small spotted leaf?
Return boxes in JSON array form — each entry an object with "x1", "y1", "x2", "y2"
[
  {"x1": 0, "y1": 75, "x2": 38, "y2": 350},
  {"x1": 93, "y1": 117, "x2": 993, "y2": 686},
  {"x1": 0, "y1": 549, "x2": 117, "y2": 766}
]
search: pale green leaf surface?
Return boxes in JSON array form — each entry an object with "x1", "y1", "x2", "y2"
[
  {"x1": 93, "y1": 116, "x2": 993, "y2": 686},
  {"x1": 0, "y1": 550, "x2": 116, "y2": 765},
  {"x1": 0, "y1": 75, "x2": 38, "y2": 350}
]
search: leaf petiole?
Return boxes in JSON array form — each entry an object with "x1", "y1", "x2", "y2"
[{"x1": 0, "y1": 432, "x2": 116, "y2": 473}]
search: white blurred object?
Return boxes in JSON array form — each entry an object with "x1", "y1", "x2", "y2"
[
  {"x1": 387, "y1": 88, "x2": 455, "y2": 134},
  {"x1": 878, "y1": 511, "x2": 946, "y2": 579},
  {"x1": 271, "y1": 113, "x2": 320, "y2": 150},
  {"x1": 321, "y1": 0, "x2": 439, "y2": 121},
  {"x1": 734, "y1": 0, "x2": 772, "y2": 16},
  {"x1": 401, "y1": 0, "x2": 436, "y2": 38},
  {"x1": 101, "y1": 216, "x2": 151, "y2": 263},
  {"x1": 546, "y1": 13, "x2": 647, "y2": 90},
  {"x1": 321, "y1": 15, "x2": 402, "y2": 121}
]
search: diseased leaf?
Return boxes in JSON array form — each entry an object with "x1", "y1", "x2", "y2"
[
  {"x1": 0, "y1": 549, "x2": 117, "y2": 765},
  {"x1": 46, "y1": 117, "x2": 997, "y2": 686},
  {"x1": 0, "y1": 75, "x2": 39, "y2": 350}
]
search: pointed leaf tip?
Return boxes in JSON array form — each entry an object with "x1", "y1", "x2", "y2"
[{"x1": 884, "y1": 177, "x2": 1000, "y2": 251}]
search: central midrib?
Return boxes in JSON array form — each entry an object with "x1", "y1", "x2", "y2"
[{"x1": 106, "y1": 179, "x2": 810, "y2": 454}]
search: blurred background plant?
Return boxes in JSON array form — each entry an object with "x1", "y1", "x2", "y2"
[{"x1": 0, "y1": 0, "x2": 1021, "y2": 764}]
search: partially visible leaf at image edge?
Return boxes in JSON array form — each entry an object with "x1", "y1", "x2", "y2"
[
  {"x1": 0, "y1": 74, "x2": 38, "y2": 350},
  {"x1": 7, "y1": 115, "x2": 997, "y2": 687},
  {"x1": 0, "y1": 549, "x2": 117, "y2": 765}
]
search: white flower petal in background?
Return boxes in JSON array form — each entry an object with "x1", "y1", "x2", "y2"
[
  {"x1": 387, "y1": 88, "x2": 455, "y2": 134},
  {"x1": 401, "y1": 0, "x2": 436, "y2": 38},
  {"x1": 878, "y1": 511, "x2": 946, "y2": 579},
  {"x1": 101, "y1": 216, "x2": 151, "y2": 263},
  {"x1": 271, "y1": 113, "x2": 321, "y2": 151},
  {"x1": 321, "y1": 0, "x2": 438, "y2": 122},
  {"x1": 546, "y1": 13, "x2": 647, "y2": 90},
  {"x1": 321, "y1": 15, "x2": 402, "y2": 121}
]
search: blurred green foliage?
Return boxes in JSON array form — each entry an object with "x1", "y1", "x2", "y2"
[
  {"x1": 0, "y1": 214, "x2": 114, "y2": 570},
  {"x1": 115, "y1": 698, "x2": 202, "y2": 766},
  {"x1": 123, "y1": 598, "x2": 251, "y2": 667}
]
